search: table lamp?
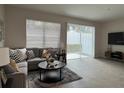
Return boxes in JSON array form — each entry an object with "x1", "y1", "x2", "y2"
[
  {"x1": 0, "y1": 48, "x2": 10, "y2": 86},
  {"x1": 0, "y1": 48, "x2": 10, "y2": 67}
]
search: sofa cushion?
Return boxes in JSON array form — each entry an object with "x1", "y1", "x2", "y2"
[
  {"x1": 3, "y1": 65, "x2": 16, "y2": 74},
  {"x1": 17, "y1": 61, "x2": 27, "y2": 68},
  {"x1": 27, "y1": 58, "x2": 46, "y2": 71},
  {"x1": 18, "y1": 67, "x2": 27, "y2": 75},
  {"x1": 27, "y1": 48, "x2": 40, "y2": 57},
  {"x1": 17, "y1": 61, "x2": 27, "y2": 75},
  {"x1": 39, "y1": 49, "x2": 44, "y2": 57},
  {"x1": 27, "y1": 58, "x2": 46, "y2": 62}
]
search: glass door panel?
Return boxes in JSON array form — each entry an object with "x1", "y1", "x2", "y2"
[
  {"x1": 67, "y1": 24, "x2": 81, "y2": 59},
  {"x1": 67, "y1": 23, "x2": 95, "y2": 60},
  {"x1": 80, "y1": 26, "x2": 95, "y2": 57}
]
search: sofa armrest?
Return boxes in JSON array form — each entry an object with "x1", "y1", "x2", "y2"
[{"x1": 5, "y1": 72, "x2": 26, "y2": 88}]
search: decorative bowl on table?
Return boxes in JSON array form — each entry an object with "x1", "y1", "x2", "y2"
[{"x1": 47, "y1": 57, "x2": 56, "y2": 67}]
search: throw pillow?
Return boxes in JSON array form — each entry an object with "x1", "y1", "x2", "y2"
[
  {"x1": 0, "y1": 69, "x2": 7, "y2": 85},
  {"x1": 9, "y1": 49, "x2": 17, "y2": 60},
  {"x1": 42, "y1": 49, "x2": 48, "y2": 58},
  {"x1": 48, "y1": 48, "x2": 57, "y2": 58},
  {"x1": 9, "y1": 49, "x2": 22, "y2": 63},
  {"x1": 10, "y1": 59, "x2": 19, "y2": 72},
  {"x1": 9, "y1": 49, "x2": 27, "y2": 63},
  {"x1": 42, "y1": 49, "x2": 51, "y2": 59},
  {"x1": 17, "y1": 48, "x2": 27, "y2": 61},
  {"x1": 26, "y1": 50, "x2": 35, "y2": 59}
]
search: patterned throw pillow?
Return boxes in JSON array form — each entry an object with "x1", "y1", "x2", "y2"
[
  {"x1": 17, "y1": 48, "x2": 27, "y2": 61},
  {"x1": 9, "y1": 49, "x2": 27, "y2": 63},
  {"x1": 26, "y1": 50, "x2": 35, "y2": 59},
  {"x1": 9, "y1": 49, "x2": 21, "y2": 63}
]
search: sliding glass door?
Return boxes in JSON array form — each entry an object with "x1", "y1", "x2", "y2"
[
  {"x1": 80, "y1": 26, "x2": 95, "y2": 57},
  {"x1": 67, "y1": 24, "x2": 81, "y2": 59},
  {"x1": 67, "y1": 23, "x2": 95, "y2": 60}
]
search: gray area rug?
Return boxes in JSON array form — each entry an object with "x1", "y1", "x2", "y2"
[{"x1": 28, "y1": 67, "x2": 82, "y2": 88}]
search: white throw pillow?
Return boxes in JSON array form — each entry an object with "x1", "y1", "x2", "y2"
[{"x1": 17, "y1": 48, "x2": 27, "y2": 61}]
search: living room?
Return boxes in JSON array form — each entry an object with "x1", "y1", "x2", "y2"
[{"x1": 1, "y1": 4, "x2": 124, "y2": 89}]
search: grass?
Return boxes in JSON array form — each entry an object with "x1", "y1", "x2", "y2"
[{"x1": 67, "y1": 44, "x2": 81, "y2": 53}]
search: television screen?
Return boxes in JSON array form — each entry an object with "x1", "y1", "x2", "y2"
[{"x1": 108, "y1": 32, "x2": 124, "y2": 45}]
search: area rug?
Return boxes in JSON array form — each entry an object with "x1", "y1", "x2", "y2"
[{"x1": 28, "y1": 67, "x2": 82, "y2": 88}]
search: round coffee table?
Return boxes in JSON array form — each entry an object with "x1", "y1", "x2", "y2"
[{"x1": 38, "y1": 60, "x2": 66, "y2": 82}]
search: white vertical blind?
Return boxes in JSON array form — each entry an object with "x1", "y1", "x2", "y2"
[{"x1": 26, "y1": 19, "x2": 61, "y2": 48}]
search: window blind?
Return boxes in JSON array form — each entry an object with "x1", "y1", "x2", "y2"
[{"x1": 26, "y1": 19, "x2": 61, "y2": 48}]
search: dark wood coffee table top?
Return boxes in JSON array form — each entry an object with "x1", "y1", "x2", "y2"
[{"x1": 38, "y1": 60, "x2": 66, "y2": 70}]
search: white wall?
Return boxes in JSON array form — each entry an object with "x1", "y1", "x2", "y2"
[
  {"x1": 100, "y1": 19, "x2": 124, "y2": 57},
  {"x1": 0, "y1": 5, "x2": 5, "y2": 47},
  {"x1": 5, "y1": 5, "x2": 102, "y2": 57}
]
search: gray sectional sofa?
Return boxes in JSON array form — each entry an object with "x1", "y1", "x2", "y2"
[
  {"x1": 1, "y1": 61, "x2": 27, "y2": 88},
  {"x1": 27, "y1": 48, "x2": 60, "y2": 71},
  {"x1": 1, "y1": 48, "x2": 65, "y2": 88}
]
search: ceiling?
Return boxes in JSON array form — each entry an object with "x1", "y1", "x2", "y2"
[{"x1": 11, "y1": 4, "x2": 124, "y2": 22}]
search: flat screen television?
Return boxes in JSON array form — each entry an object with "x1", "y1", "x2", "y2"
[{"x1": 108, "y1": 32, "x2": 124, "y2": 45}]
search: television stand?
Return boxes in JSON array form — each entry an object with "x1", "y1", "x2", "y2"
[{"x1": 105, "y1": 51, "x2": 124, "y2": 62}]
